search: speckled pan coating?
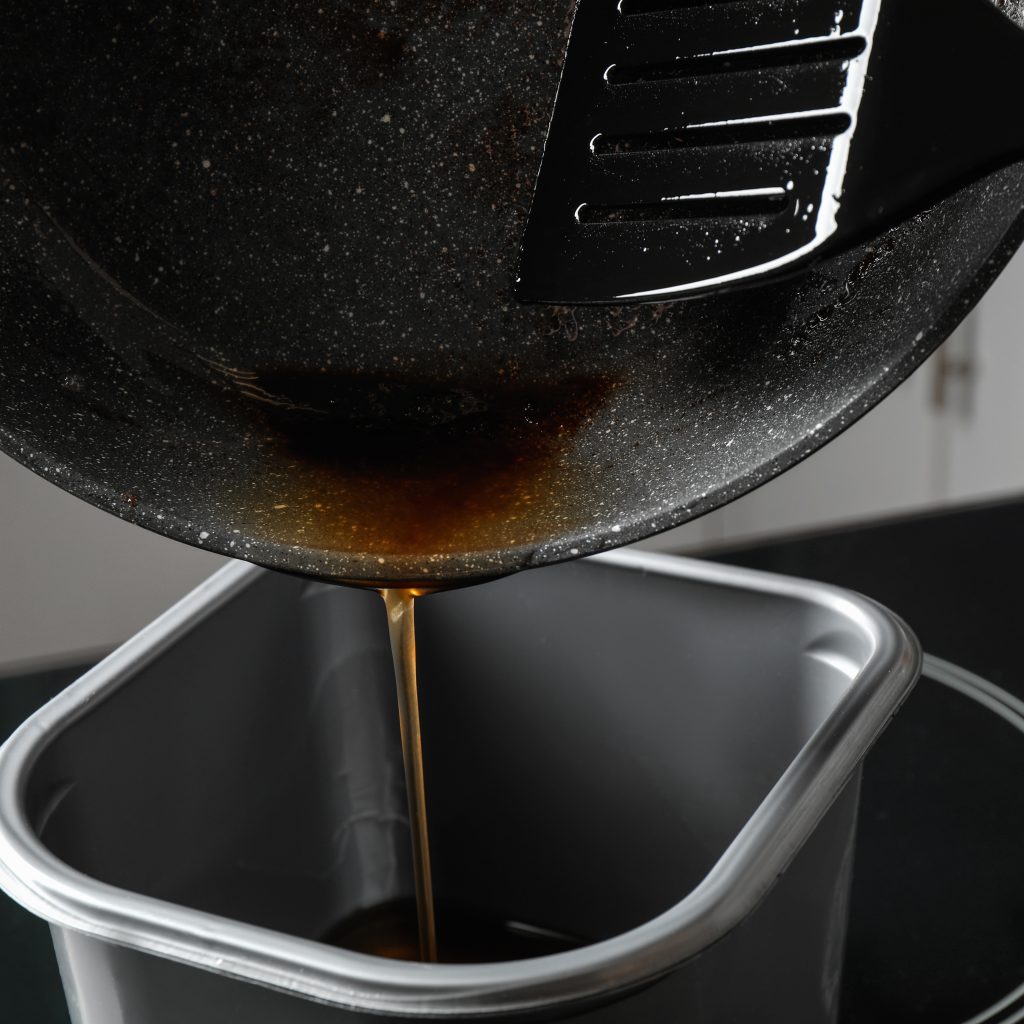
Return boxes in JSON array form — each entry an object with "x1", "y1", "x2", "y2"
[{"x1": 0, "y1": 2, "x2": 1023, "y2": 585}]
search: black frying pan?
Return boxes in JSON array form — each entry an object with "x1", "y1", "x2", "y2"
[{"x1": 1, "y1": 1, "x2": 1022, "y2": 586}]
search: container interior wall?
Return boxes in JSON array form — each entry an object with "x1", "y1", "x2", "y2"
[
  {"x1": 48, "y1": 778, "x2": 861, "y2": 1024},
  {"x1": 27, "y1": 560, "x2": 864, "y2": 945},
  {"x1": 417, "y1": 561, "x2": 866, "y2": 937}
]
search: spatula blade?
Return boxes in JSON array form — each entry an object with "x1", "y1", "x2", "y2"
[{"x1": 517, "y1": 0, "x2": 880, "y2": 304}]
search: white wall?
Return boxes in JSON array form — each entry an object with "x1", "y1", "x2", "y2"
[
  {"x1": 945, "y1": 250, "x2": 1024, "y2": 499},
  {"x1": 0, "y1": 455, "x2": 224, "y2": 672}
]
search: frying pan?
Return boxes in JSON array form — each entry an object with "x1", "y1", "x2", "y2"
[{"x1": 1, "y1": 1, "x2": 1023, "y2": 587}]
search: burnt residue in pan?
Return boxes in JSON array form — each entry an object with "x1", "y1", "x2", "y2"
[{"x1": 223, "y1": 368, "x2": 619, "y2": 572}]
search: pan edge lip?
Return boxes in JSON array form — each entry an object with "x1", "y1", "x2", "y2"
[{"x1": 1, "y1": 167, "x2": 1023, "y2": 584}]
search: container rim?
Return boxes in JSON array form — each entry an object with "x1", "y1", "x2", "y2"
[{"x1": 0, "y1": 551, "x2": 920, "y2": 1018}]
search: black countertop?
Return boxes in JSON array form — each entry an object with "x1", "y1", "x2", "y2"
[
  {"x1": 2, "y1": 496, "x2": 1023, "y2": 1023},
  {"x1": 710, "y1": 495, "x2": 1024, "y2": 1024}
]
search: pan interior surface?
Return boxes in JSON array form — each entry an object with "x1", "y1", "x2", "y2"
[{"x1": 0, "y1": 1, "x2": 1022, "y2": 583}]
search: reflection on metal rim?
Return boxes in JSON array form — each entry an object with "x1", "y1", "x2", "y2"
[{"x1": 922, "y1": 655, "x2": 1024, "y2": 1024}]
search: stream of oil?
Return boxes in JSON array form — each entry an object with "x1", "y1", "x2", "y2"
[
  {"x1": 223, "y1": 369, "x2": 611, "y2": 961},
  {"x1": 380, "y1": 588, "x2": 437, "y2": 963}
]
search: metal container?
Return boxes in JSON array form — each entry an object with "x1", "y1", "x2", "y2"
[{"x1": 0, "y1": 551, "x2": 919, "y2": 1023}]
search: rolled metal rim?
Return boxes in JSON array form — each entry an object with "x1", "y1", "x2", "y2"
[{"x1": 0, "y1": 550, "x2": 920, "y2": 1017}]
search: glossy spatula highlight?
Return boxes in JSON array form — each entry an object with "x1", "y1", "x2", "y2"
[{"x1": 517, "y1": 0, "x2": 1024, "y2": 303}]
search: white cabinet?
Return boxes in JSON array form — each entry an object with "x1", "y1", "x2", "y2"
[{"x1": 945, "y1": 249, "x2": 1024, "y2": 500}]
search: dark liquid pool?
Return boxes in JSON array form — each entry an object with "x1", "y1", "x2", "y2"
[
  {"x1": 227, "y1": 368, "x2": 617, "y2": 568},
  {"x1": 322, "y1": 899, "x2": 585, "y2": 964}
]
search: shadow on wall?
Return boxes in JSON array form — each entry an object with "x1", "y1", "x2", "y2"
[{"x1": 0, "y1": 453, "x2": 225, "y2": 671}]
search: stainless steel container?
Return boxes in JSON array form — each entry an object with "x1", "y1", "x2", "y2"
[{"x1": 0, "y1": 551, "x2": 919, "y2": 1023}]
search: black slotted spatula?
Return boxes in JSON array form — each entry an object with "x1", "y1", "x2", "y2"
[{"x1": 516, "y1": 0, "x2": 1024, "y2": 304}]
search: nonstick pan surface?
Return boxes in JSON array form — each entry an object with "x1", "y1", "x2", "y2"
[{"x1": 1, "y1": 2, "x2": 1022, "y2": 585}]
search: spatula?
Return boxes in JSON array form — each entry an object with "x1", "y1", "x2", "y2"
[{"x1": 516, "y1": 0, "x2": 1024, "y2": 304}]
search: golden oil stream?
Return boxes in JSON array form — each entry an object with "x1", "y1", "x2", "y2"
[{"x1": 381, "y1": 588, "x2": 438, "y2": 963}]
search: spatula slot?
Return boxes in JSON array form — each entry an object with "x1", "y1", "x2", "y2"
[
  {"x1": 606, "y1": 36, "x2": 866, "y2": 84},
  {"x1": 592, "y1": 112, "x2": 850, "y2": 154},
  {"x1": 577, "y1": 190, "x2": 788, "y2": 223},
  {"x1": 618, "y1": 0, "x2": 748, "y2": 15}
]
